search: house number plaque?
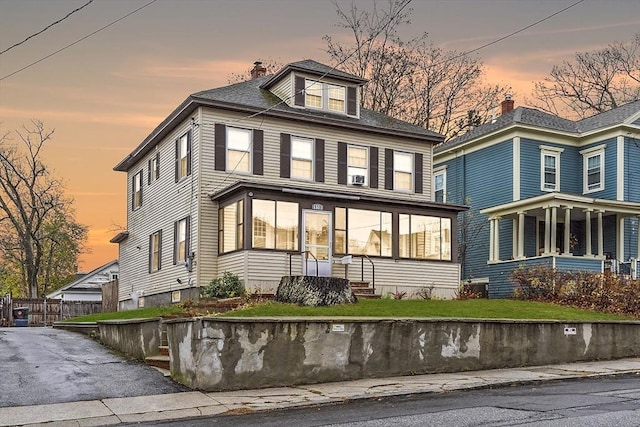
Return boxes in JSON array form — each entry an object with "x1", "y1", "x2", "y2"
[{"x1": 312, "y1": 203, "x2": 323, "y2": 210}]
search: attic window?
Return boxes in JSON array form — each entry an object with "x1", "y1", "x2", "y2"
[
  {"x1": 300, "y1": 78, "x2": 350, "y2": 115},
  {"x1": 328, "y1": 84, "x2": 345, "y2": 112},
  {"x1": 305, "y1": 80, "x2": 322, "y2": 108}
]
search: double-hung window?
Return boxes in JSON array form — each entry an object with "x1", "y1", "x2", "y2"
[
  {"x1": 132, "y1": 170, "x2": 143, "y2": 210},
  {"x1": 394, "y1": 151, "x2": 413, "y2": 191},
  {"x1": 148, "y1": 152, "x2": 160, "y2": 184},
  {"x1": 226, "y1": 127, "x2": 252, "y2": 173},
  {"x1": 173, "y1": 216, "x2": 190, "y2": 264},
  {"x1": 251, "y1": 200, "x2": 298, "y2": 250},
  {"x1": 291, "y1": 136, "x2": 314, "y2": 180},
  {"x1": 433, "y1": 167, "x2": 446, "y2": 202},
  {"x1": 580, "y1": 145, "x2": 605, "y2": 193},
  {"x1": 328, "y1": 84, "x2": 345, "y2": 112},
  {"x1": 305, "y1": 80, "x2": 322, "y2": 108},
  {"x1": 540, "y1": 146, "x2": 563, "y2": 192},
  {"x1": 347, "y1": 145, "x2": 368, "y2": 185},
  {"x1": 149, "y1": 230, "x2": 162, "y2": 272},
  {"x1": 175, "y1": 132, "x2": 191, "y2": 181}
]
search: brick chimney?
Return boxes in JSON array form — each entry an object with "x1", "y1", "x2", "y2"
[
  {"x1": 250, "y1": 61, "x2": 267, "y2": 79},
  {"x1": 501, "y1": 94, "x2": 514, "y2": 115}
]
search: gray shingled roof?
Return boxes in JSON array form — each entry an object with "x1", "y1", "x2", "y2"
[
  {"x1": 261, "y1": 59, "x2": 368, "y2": 88},
  {"x1": 436, "y1": 100, "x2": 640, "y2": 153},
  {"x1": 192, "y1": 74, "x2": 442, "y2": 139}
]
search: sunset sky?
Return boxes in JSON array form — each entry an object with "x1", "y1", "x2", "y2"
[{"x1": 1, "y1": 0, "x2": 638, "y2": 272}]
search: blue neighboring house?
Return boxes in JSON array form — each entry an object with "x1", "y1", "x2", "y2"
[{"x1": 433, "y1": 97, "x2": 640, "y2": 297}]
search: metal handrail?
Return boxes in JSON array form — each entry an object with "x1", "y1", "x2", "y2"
[
  {"x1": 288, "y1": 251, "x2": 319, "y2": 277},
  {"x1": 352, "y1": 255, "x2": 375, "y2": 295}
]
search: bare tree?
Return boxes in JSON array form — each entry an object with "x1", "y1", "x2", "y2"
[
  {"x1": 530, "y1": 34, "x2": 640, "y2": 119},
  {"x1": 324, "y1": 0, "x2": 510, "y2": 140},
  {"x1": 0, "y1": 121, "x2": 86, "y2": 298}
]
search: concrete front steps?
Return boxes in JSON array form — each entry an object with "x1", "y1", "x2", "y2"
[
  {"x1": 145, "y1": 322, "x2": 170, "y2": 376},
  {"x1": 350, "y1": 281, "x2": 381, "y2": 299}
]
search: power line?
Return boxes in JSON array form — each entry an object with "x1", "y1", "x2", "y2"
[
  {"x1": 0, "y1": 0, "x2": 95, "y2": 56},
  {"x1": 0, "y1": 0, "x2": 158, "y2": 81}
]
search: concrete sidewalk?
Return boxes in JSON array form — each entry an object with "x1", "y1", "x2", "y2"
[{"x1": 2, "y1": 358, "x2": 639, "y2": 427}]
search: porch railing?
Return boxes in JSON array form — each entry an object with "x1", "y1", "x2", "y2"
[
  {"x1": 287, "y1": 251, "x2": 319, "y2": 277},
  {"x1": 352, "y1": 255, "x2": 375, "y2": 295}
]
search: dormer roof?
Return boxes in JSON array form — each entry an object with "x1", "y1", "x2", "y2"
[{"x1": 260, "y1": 59, "x2": 368, "y2": 89}]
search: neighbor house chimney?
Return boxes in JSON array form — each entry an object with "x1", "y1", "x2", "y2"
[
  {"x1": 501, "y1": 94, "x2": 514, "y2": 115},
  {"x1": 250, "y1": 61, "x2": 267, "y2": 79}
]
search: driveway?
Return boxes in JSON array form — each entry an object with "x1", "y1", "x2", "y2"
[{"x1": 0, "y1": 327, "x2": 187, "y2": 407}]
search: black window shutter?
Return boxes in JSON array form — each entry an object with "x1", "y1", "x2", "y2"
[
  {"x1": 414, "y1": 153, "x2": 423, "y2": 194},
  {"x1": 158, "y1": 230, "x2": 162, "y2": 271},
  {"x1": 370, "y1": 147, "x2": 379, "y2": 188},
  {"x1": 174, "y1": 139, "x2": 179, "y2": 182},
  {"x1": 347, "y1": 87, "x2": 357, "y2": 115},
  {"x1": 155, "y1": 152, "x2": 160, "y2": 180},
  {"x1": 253, "y1": 129, "x2": 264, "y2": 175},
  {"x1": 215, "y1": 123, "x2": 226, "y2": 171},
  {"x1": 294, "y1": 76, "x2": 305, "y2": 106},
  {"x1": 338, "y1": 142, "x2": 347, "y2": 185},
  {"x1": 385, "y1": 149, "x2": 394, "y2": 190},
  {"x1": 172, "y1": 221, "x2": 177, "y2": 265},
  {"x1": 147, "y1": 159, "x2": 151, "y2": 184},
  {"x1": 315, "y1": 138, "x2": 325, "y2": 183},
  {"x1": 131, "y1": 175, "x2": 135, "y2": 210},
  {"x1": 280, "y1": 133, "x2": 291, "y2": 178},
  {"x1": 186, "y1": 131, "x2": 192, "y2": 176},
  {"x1": 148, "y1": 234, "x2": 152, "y2": 273},
  {"x1": 139, "y1": 173, "x2": 142, "y2": 206}
]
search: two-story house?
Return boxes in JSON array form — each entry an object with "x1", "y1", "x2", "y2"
[
  {"x1": 111, "y1": 60, "x2": 467, "y2": 308},
  {"x1": 434, "y1": 97, "x2": 640, "y2": 297}
]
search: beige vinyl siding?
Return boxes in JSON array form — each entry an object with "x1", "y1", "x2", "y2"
[
  {"x1": 118, "y1": 118, "x2": 201, "y2": 302},
  {"x1": 269, "y1": 74, "x2": 293, "y2": 107},
  {"x1": 246, "y1": 251, "x2": 300, "y2": 292},
  {"x1": 217, "y1": 251, "x2": 247, "y2": 283},
  {"x1": 331, "y1": 258, "x2": 459, "y2": 299},
  {"x1": 199, "y1": 109, "x2": 434, "y2": 203}
]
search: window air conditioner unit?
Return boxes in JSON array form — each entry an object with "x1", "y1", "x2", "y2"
[{"x1": 351, "y1": 175, "x2": 365, "y2": 185}]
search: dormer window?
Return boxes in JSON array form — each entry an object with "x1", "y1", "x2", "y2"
[
  {"x1": 305, "y1": 80, "x2": 322, "y2": 108},
  {"x1": 295, "y1": 76, "x2": 355, "y2": 116}
]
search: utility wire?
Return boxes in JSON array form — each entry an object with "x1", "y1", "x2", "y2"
[
  {"x1": 0, "y1": 0, "x2": 158, "y2": 81},
  {"x1": 0, "y1": 0, "x2": 94, "y2": 56}
]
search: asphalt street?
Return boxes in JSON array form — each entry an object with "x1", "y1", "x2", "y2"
[
  {"x1": 0, "y1": 327, "x2": 187, "y2": 407},
  {"x1": 128, "y1": 374, "x2": 640, "y2": 427}
]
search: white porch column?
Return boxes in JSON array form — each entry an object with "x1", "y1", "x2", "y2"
[
  {"x1": 563, "y1": 207, "x2": 572, "y2": 255},
  {"x1": 585, "y1": 209, "x2": 592, "y2": 256},
  {"x1": 544, "y1": 207, "x2": 551, "y2": 254},
  {"x1": 518, "y1": 211, "x2": 525, "y2": 258},
  {"x1": 617, "y1": 215, "x2": 625, "y2": 262},
  {"x1": 512, "y1": 219, "x2": 518, "y2": 259},
  {"x1": 551, "y1": 206, "x2": 558, "y2": 254},
  {"x1": 489, "y1": 219, "x2": 495, "y2": 261},
  {"x1": 637, "y1": 216, "x2": 640, "y2": 261},
  {"x1": 597, "y1": 210, "x2": 604, "y2": 257},
  {"x1": 494, "y1": 217, "x2": 500, "y2": 261}
]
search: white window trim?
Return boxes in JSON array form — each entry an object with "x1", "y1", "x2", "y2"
[
  {"x1": 580, "y1": 144, "x2": 606, "y2": 194},
  {"x1": 394, "y1": 151, "x2": 414, "y2": 192},
  {"x1": 539, "y1": 146, "x2": 563, "y2": 192},
  {"x1": 226, "y1": 126, "x2": 252, "y2": 174},
  {"x1": 433, "y1": 166, "x2": 447, "y2": 202},
  {"x1": 132, "y1": 170, "x2": 143, "y2": 210},
  {"x1": 177, "y1": 133, "x2": 189, "y2": 181},
  {"x1": 290, "y1": 136, "x2": 314, "y2": 181},
  {"x1": 347, "y1": 144, "x2": 369, "y2": 186}
]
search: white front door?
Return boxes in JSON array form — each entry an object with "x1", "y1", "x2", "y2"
[{"x1": 302, "y1": 210, "x2": 332, "y2": 276}]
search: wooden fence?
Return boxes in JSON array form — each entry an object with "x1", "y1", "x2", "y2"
[
  {"x1": 0, "y1": 295, "x2": 102, "y2": 326},
  {"x1": 102, "y1": 279, "x2": 119, "y2": 313}
]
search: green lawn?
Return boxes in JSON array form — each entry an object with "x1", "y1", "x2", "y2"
[
  {"x1": 222, "y1": 299, "x2": 635, "y2": 321},
  {"x1": 66, "y1": 299, "x2": 635, "y2": 323},
  {"x1": 63, "y1": 306, "x2": 183, "y2": 323}
]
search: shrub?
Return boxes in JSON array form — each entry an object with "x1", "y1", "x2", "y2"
[
  {"x1": 455, "y1": 283, "x2": 483, "y2": 300},
  {"x1": 414, "y1": 285, "x2": 435, "y2": 300},
  {"x1": 202, "y1": 272, "x2": 244, "y2": 299},
  {"x1": 510, "y1": 265, "x2": 640, "y2": 318}
]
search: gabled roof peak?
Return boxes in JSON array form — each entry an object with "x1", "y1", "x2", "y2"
[{"x1": 261, "y1": 59, "x2": 368, "y2": 89}]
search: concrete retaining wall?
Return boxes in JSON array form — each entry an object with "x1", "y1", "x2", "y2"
[
  {"x1": 98, "y1": 318, "x2": 161, "y2": 360},
  {"x1": 166, "y1": 317, "x2": 640, "y2": 391}
]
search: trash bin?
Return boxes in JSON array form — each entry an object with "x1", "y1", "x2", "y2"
[{"x1": 13, "y1": 307, "x2": 29, "y2": 327}]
